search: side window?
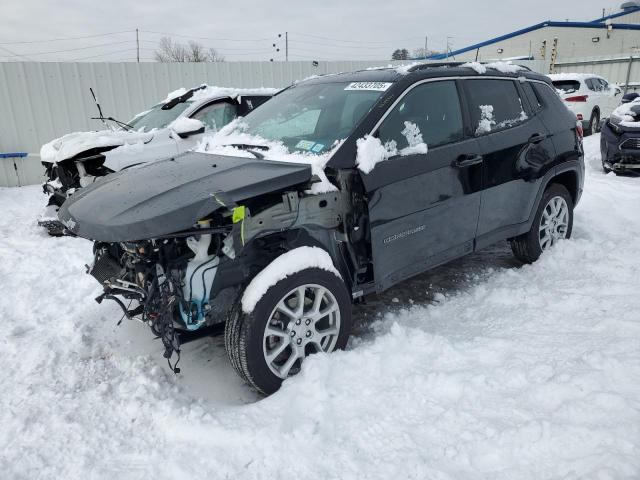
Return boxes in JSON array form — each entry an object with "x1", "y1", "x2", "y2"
[
  {"x1": 521, "y1": 82, "x2": 542, "y2": 114},
  {"x1": 597, "y1": 78, "x2": 609, "y2": 91},
  {"x1": 585, "y1": 78, "x2": 598, "y2": 92},
  {"x1": 465, "y1": 79, "x2": 527, "y2": 135},
  {"x1": 377, "y1": 80, "x2": 464, "y2": 152},
  {"x1": 191, "y1": 102, "x2": 237, "y2": 131},
  {"x1": 533, "y1": 82, "x2": 564, "y2": 107}
]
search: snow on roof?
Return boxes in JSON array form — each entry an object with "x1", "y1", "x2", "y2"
[
  {"x1": 548, "y1": 73, "x2": 604, "y2": 81},
  {"x1": 161, "y1": 85, "x2": 279, "y2": 105}
]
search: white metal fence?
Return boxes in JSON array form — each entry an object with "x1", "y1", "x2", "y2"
[
  {"x1": 1, "y1": 60, "x2": 405, "y2": 187},
  {"x1": 0, "y1": 56, "x2": 610, "y2": 187},
  {"x1": 552, "y1": 54, "x2": 640, "y2": 92}
]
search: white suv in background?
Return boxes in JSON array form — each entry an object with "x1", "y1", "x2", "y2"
[{"x1": 549, "y1": 73, "x2": 622, "y2": 135}]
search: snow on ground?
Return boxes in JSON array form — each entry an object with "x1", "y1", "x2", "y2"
[{"x1": 1, "y1": 134, "x2": 640, "y2": 479}]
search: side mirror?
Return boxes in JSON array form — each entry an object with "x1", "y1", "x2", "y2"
[{"x1": 169, "y1": 118, "x2": 205, "y2": 138}]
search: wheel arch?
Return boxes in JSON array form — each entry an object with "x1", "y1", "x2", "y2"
[
  {"x1": 548, "y1": 169, "x2": 579, "y2": 205},
  {"x1": 239, "y1": 226, "x2": 354, "y2": 293}
]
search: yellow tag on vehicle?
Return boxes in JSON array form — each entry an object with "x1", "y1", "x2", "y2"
[{"x1": 232, "y1": 206, "x2": 246, "y2": 223}]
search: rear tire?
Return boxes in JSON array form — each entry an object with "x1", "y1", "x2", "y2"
[
  {"x1": 510, "y1": 184, "x2": 574, "y2": 264},
  {"x1": 224, "y1": 267, "x2": 352, "y2": 395},
  {"x1": 587, "y1": 110, "x2": 600, "y2": 136}
]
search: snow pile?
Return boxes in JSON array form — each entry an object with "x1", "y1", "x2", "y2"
[
  {"x1": 241, "y1": 247, "x2": 341, "y2": 313},
  {"x1": 197, "y1": 120, "x2": 342, "y2": 194},
  {"x1": 356, "y1": 121, "x2": 428, "y2": 173},
  {"x1": 162, "y1": 87, "x2": 188, "y2": 103},
  {"x1": 395, "y1": 62, "x2": 422, "y2": 75},
  {"x1": 355, "y1": 135, "x2": 390, "y2": 173},
  {"x1": 399, "y1": 121, "x2": 428, "y2": 155},
  {"x1": 40, "y1": 130, "x2": 154, "y2": 164},
  {"x1": 475, "y1": 105, "x2": 528, "y2": 135},
  {"x1": 476, "y1": 105, "x2": 495, "y2": 134},
  {"x1": 168, "y1": 117, "x2": 204, "y2": 135},
  {"x1": 1, "y1": 134, "x2": 640, "y2": 478},
  {"x1": 462, "y1": 62, "x2": 487, "y2": 74}
]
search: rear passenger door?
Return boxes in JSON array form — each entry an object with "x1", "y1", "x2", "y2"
[
  {"x1": 361, "y1": 80, "x2": 483, "y2": 291},
  {"x1": 463, "y1": 78, "x2": 556, "y2": 249}
]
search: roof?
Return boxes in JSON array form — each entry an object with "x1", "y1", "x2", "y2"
[
  {"x1": 299, "y1": 62, "x2": 549, "y2": 85},
  {"x1": 423, "y1": 6, "x2": 640, "y2": 61},
  {"x1": 548, "y1": 73, "x2": 605, "y2": 81}
]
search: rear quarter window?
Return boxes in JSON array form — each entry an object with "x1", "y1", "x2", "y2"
[
  {"x1": 552, "y1": 80, "x2": 581, "y2": 94},
  {"x1": 521, "y1": 82, "x2": 542, "y2": 114}
]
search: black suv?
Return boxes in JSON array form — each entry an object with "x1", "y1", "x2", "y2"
[{"x1": 59, "y1": 63, "x2": 584, "y2": 394}]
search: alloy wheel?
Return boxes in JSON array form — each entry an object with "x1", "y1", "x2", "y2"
[
  {"x1": 539, "y1": 196, "x2": 569, "y2": 251},
  {"x1": 262, "y1": 284, "x2": 341, "y2": 378}
]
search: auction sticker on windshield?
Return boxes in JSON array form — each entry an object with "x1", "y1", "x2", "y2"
[{"x1": 344, "y1": 82, "x2": 392, "y2": 91}]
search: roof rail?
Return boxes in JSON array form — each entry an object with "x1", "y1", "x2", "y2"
[{"x1": 406, "y1": 61, "x2": 532, "y2": 73}]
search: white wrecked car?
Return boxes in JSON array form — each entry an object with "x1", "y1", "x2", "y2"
[{"x1": 39, "y1": 85, "x2": 276, "y2": 234}]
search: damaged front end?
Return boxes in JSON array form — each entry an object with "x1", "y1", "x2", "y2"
[
  {"x1": 60, "y1": 151, "x2": 338, "y2": 371},
  {"x1": 39, "y1": 150, "x2": 112, "y2": 235},
  {"x1": 89, "y1": 216, "x2": 235, "y2": 372},
  {"x1": 602, "y1": 103, "x2": 640, "y2": 174}
]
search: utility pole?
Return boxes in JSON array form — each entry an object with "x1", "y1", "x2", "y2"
[
  {"x1": 136, "y1": 28, "x2": 140, "y2": 63},
  {"x1": 424, "y1": 36, "x2": 428, "y2": 58},
  {"x1": 285, "y1": 32, "x2": 288, "y2": 62}
]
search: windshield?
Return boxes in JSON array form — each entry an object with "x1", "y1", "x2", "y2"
[
  {"x1": 239, "y1": 81, "x2": 388, "y2": 153},
  {"x1": 552, "y1": 80, "x2": 581, "y2": 94},
  {"x1": 128, "y1": 101, "x2": 193, "y2": 131}
]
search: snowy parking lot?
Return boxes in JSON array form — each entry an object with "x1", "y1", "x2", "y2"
[{"x1": 1, "y1": 134, "x2": 639, "y2": 479}]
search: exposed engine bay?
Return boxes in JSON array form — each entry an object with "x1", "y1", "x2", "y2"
[
  {"x1": 90, "y1": 224, "x2": 227, "y2": 372},
  {"x1": 84, "y1": 179, "x2": 364, "y2": 373}
]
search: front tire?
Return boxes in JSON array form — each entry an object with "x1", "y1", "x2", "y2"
[
  {"x1": 510, "y1": 183, "x2": 574, "y2": 263},
  {"x1": 225, "y1": 267, "x2": 352, "y2": 395}
]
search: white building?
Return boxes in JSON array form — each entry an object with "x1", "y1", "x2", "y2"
[{"x1": 426, "y1": 2, "x2": 640, "y2": 64}]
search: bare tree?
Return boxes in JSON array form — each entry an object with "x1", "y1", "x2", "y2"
[
  {"x1": 155, "y1": 37, "x2": 224, "y2": 62},
  {"x1": 207, "y1": 48, "x2": 224, "y2": 62},
  {"x1": 412, "y1": 47, "x2": 441, "y2": 59}
]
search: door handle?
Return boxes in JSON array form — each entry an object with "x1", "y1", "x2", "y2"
[
  {"x1": 528, "y1": 133, "x2": 548, "y2": 144},
  {"x1": 454, "y1": 154, "x2": 483, "y2": 168}
]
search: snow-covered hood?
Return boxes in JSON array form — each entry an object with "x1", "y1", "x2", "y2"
[
  {"x1": 58, "y1": 151, "x2": 312, "y2": 242},
  {"x1": 40, "y1": 129, "x2": 155, "y2": 164},
  {"x1": 610, "y1": 99, "x2": 640, "y2": 130}
]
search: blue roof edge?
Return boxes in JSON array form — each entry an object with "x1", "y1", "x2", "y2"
[
  {"x1": 423, "y1": 16, "x2": 640, "y2": 60},
  {"x1": 590, "y1": 5, "x2": 640, "y2": 22}
]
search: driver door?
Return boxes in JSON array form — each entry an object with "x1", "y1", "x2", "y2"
[{"x1": 360, "y1": 80, "x2": 483, "y2": 291}]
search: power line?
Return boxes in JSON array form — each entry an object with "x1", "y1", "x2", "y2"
[
  {"x1": 140, "y1": 30, "x2": 272, "y2": 42},
  {"x1": 0, "y1": 44, "x2": 33, "y2": 61},
  {"x1": 289, "y1": 39, "x2": 397, "y2": 50},
  {"x1": 0, "y1": 30, "x2": 134, "y2": 45},
  {"x1": 288, "y1": 31, "x2": 426, "y2": 45},
  {"x1": 69, "y1": 47, "x2": 142, "y2": 61},
  {"x1": 1, "y1": 40, "x2": 133, "y2": 58}
]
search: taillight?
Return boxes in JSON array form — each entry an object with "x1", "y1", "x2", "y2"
[
  {"x1": 565, "y1": 95, "x2": 588, "y2": 102},
  {"x1": 576, "y1": 121, "x2": 584, "y2": 140}
]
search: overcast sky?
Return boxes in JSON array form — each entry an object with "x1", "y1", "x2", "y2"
[{"x1": 0, "y1": 0, "x2": 628, "y2": 62}]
